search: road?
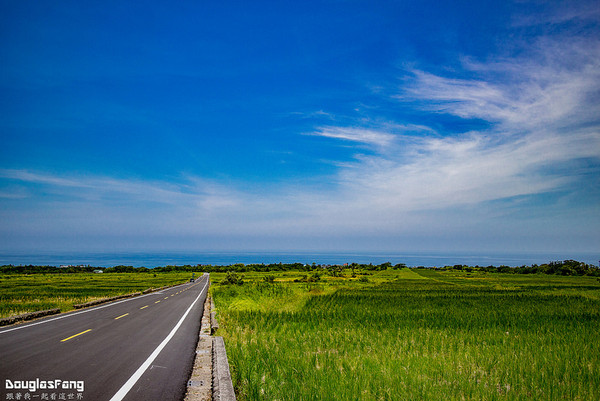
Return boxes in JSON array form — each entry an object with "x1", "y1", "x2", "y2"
[{"x1": 0, "y1": 273, "x2": 209, "y2": 401}]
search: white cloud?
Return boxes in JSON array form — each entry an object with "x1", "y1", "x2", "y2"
[
  {"x1": 309, "y1": 126, "x2": 396, "y2": 148},
  {"x1": 0, "y1": 169, "x2": 242, "y2": 216},
  {"x1": 296, "y1": 33, "x2": 600, "y2": 233},
  {"x1": 511, "y1": 1, "x2": 600, "y2": 27},
  {"x1": 335, "y1": 130, "x2": 597, "y2": 212},
  {"x1": 401, "y1": 39, "x2": 600, "y2": 133}
]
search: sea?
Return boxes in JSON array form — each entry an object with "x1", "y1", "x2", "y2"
[{"x1": 0, "y1": 251, "x2": 598, "y2": 268}]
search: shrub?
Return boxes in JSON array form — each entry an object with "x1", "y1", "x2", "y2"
[{"x1": 221, "y1": 271, "x2": 244, "y2": 285}]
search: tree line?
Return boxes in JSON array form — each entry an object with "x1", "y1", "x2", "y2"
[
  {"x1": 0, "y1": 259, "x2": 598, "y2": 276},
  {"x1": 443, "y1": 259, "x2": 600, "y2": 276}
]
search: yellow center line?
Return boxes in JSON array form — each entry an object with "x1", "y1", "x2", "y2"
[
  {"x1": 115, "y1": 313, "x2": 129, "y2": 320},
  {"x1": 140, "y1": 305, "x2": 149, "y2": 310},
  {"x1": 164, "y1": 297, "x2": 169, "y2": 300},
  {"x1": 61, "y1": 329, "x2": 92, "y2": 342},
  {"x1": 155, "y1": 300, "x2": 161, "y2": 303}
]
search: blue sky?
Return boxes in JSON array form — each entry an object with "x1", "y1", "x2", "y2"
[{"x1": 1, "y1": 0, "x2": 599, "y2": 254}]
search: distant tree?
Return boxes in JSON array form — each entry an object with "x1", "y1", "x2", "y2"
[
  {"x1": 329, "y1": 265, "x2": 344, "y2": 277},
  {"x1": 221, "y1": 271, "x2": 244, "y2": 285},
  {"x1": 308, "y1": 272, "x2": 321, "y2": 282},
  {"x1": 496, "y1": 265, "x2": 512, "y2": 273}
]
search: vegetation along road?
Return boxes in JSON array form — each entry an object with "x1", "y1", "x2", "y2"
[{"x1": 210, "y1": 265, "x2": 600, "y2": 400}]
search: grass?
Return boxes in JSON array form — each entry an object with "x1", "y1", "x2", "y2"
[
  {"x1": 212, "y1": 269, "x2": 600, "y2": 400},
  {"x1": 0, "y1": 272, "x2": 199, "y2": 318},
  {"x1": 2, "y1": 268, "x2": 598, "y2": 399}
]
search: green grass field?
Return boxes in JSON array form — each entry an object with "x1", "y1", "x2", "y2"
[
  {"x1": 2, "y1": 268, "x2": 598, "y2": 399},
  {"x1": 211, "y1": 269, "x2": 600, "y2": 400},
  {"x1": 0, "y1": 272, "x2": 199, "y2": 318}
]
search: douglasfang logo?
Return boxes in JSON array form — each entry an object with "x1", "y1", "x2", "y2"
[{"x1": 5, "y1": 379, "x2": 84, "y2": 393}]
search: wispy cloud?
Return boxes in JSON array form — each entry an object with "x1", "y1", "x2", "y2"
[
  {"x1": 511, "y1": 1, "x2": 600, "y2": 27},
  {"x1": 308, "y1": 126, "x2": 396, "y2": 148},
  {"x1": 300, "y1": 32, "x2": 600, "y2": 228},
  {"x1": 0, "y1": 169, "x2": 241, "y2": 214},
  {"x1": 401, "y1": 42, "x2": 600, "y2": 133}
]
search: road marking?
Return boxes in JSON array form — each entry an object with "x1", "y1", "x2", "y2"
[
  {"x1": 155, "y1": 301, "x2": 161, "y2": 304},
  {"x1": 61, "y1": 329, "x2": 92, "y2": 342},
  {"x1": 115, "y1": 313, "x2": 129, "y2": 320},
  {"x1": 164, "y1": 297, "x2": 169, "y2": 299},
  {"x1": 140, "y1": 305, "x2": 149, "y2": 310},
  {"x1": 109, "y1": 280, "x2": 208, "y2": 401}
]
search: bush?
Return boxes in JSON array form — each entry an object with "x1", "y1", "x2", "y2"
[
  {"x1": 293, "y1": 273, "x2": 321, "y2": 282},
  {"x1": 221, "y1": 271, "x2": 244, "y2": 285},
  {"x1": 308, "y1": 272, "x2": 321, "y2": 282}
]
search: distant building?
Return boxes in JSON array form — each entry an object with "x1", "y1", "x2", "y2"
[{"x1": 93, "y1": 269, "x2": 103, "y2": 273}]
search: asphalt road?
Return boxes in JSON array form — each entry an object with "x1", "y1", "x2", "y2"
[{"x1": 0, "y1": 273, "x2": 209, "y2": 401}]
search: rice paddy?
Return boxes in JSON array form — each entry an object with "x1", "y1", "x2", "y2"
[
  {"x1": 2, "y1": 266, "x2": 598, "y2": 399},
  {"x1": 0, "y1": 272, "x2": 197, "y2": 318},
  {"x1": 211, "y1": 269, "x2": 600, "y2": 400}
]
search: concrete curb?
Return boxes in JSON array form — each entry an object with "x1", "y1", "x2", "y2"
[
  {"x1": 212, "y1": 336, "x2": 236, "y2": 401},
  {"x1": 185, "y1": 276, "x2": 236, "y2": 401},
  {"x1": 210, "y1": 296, "x2": 219, "y2": 334},
  {"x1": 185, "y1": 278, "x2": 213, "y2": 401},
  {"x1": 210, "y1": 311, "x2": 219, "y2": 334},
  {"x1": 0, "y1": 308, "x2": 61, "y2": 326}
]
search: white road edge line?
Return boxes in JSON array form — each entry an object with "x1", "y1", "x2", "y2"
[
  {"x1": 0, "y1": 282, "x2": 190, "y2": 335},
  {"x1": 109, "y1": 276, "x2": 209, "y2": 401}
]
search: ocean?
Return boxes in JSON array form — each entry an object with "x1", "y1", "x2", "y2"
[{"x1": 0, "y1": 250, "x2": 598, "y2": 268}]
